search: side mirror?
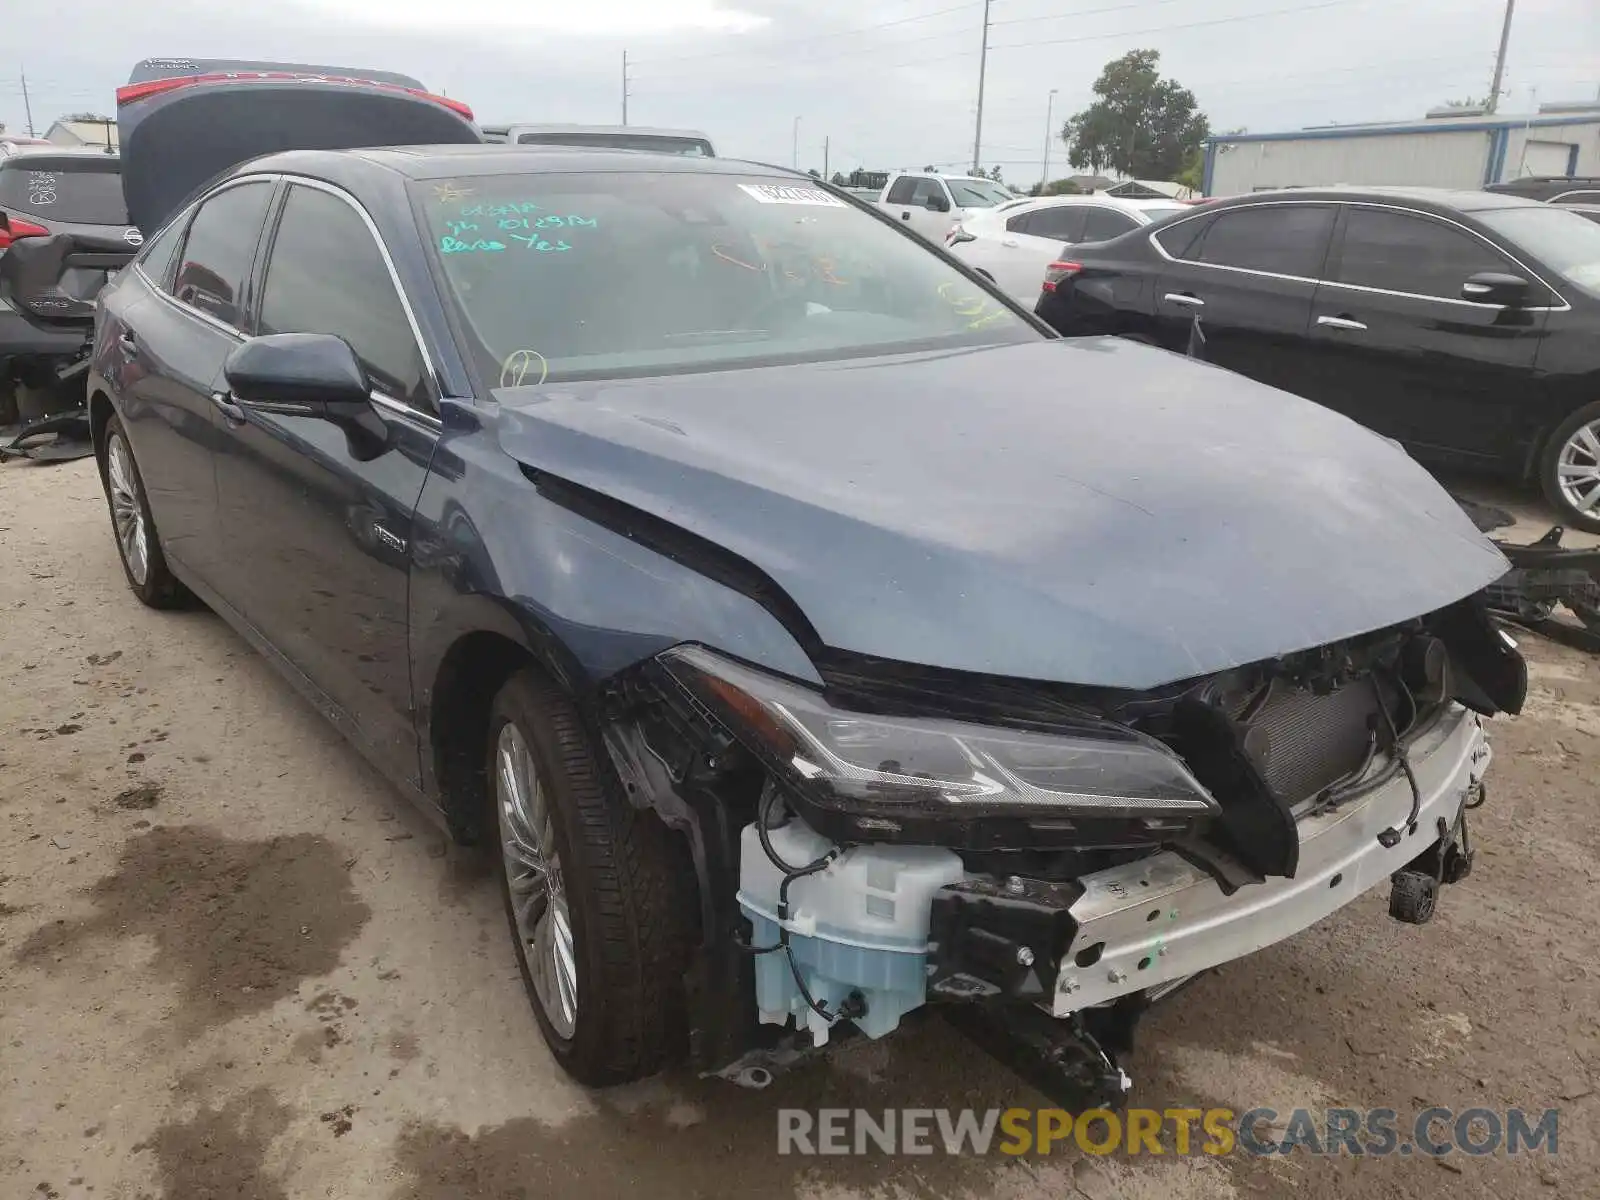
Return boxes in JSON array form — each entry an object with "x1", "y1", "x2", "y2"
[
  {"x1": 224, "y1": 333, "x2": 371, "y2": 409},
  {"x1": 926, "y1": 193, "x2": 951, "y2": 213},
  {"x1": 224, "y1": 333, "x2": 388, "y2": 457},
  {"x1": 1461, "y1": 271, "x2": 1529, "y2": 307}
]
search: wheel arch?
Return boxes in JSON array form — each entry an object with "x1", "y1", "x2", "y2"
[{"x1": 88, "y1": 387, "x2": 115, "y2": 465}]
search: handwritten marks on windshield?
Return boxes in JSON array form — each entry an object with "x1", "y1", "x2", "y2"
[
  {"x1": 711, "y1": 237, "x2": 851, "y2": 285},
  {"x1": 498, "y1": 349, "x2": 549, "y2": 388},
  {"x1": 441, "y1": 217, "x2": 507, "y2": 255},
  {"x1": 937, "y1": 281, "x2": 1011, "y2": 330},
  {"x1": 435, "y1": 197, "x2": 599, "y2": 256}
]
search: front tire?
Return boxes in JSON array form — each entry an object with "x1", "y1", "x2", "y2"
[
  {"x1": 1539, "y1": 401, "x2": 1600, "y2": 534},
  {"x1": 488, "y1": 669, "x2": 690, "y2": 1085},
  {"x1": 100, "y1": 415, "x2": 191, "y2": 608}
]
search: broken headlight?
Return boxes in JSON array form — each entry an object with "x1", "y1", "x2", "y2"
[{"x1": 659, "y1": 645, "x2": 1219, "y2": 848}]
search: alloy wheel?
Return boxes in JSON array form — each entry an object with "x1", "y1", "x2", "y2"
[
  {"x1": 106, "y1": 432, "x2": 149, "y2": 585},
  {"x1": 1557, "y1": 418, "x2": 1600, "y2": 518},
  {"x1": 495, "y1": 722, "x2": 578, "y2": 1038}
]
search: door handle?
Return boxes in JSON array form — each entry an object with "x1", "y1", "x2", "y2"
[
  {"x1": 1317, "y1": 315, "x2": 1368, "y2": 331},
  {"x1": 1002, "y1": 238, "x2": 1019, "y2": 247},
  {"x1": 117, "y1": 331, "x2": 139, "y2": 357},
  {"x1": 1163, "y1": 293, "x2": 1205, "y2": 308},
  {"x1": 210, "y1": 390, "x2": 246, "y2": 424},
  {"x1": 901, "y1": 211, "x2": 911, "y2": 221}
]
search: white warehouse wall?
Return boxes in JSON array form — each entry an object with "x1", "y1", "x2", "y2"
[
  {"x1": 1499, "y1": 121, "x2": 1600, "y2": 181},
  {"x1": 1209, "y1": 129, "x2": 1493, "y2": 195}
]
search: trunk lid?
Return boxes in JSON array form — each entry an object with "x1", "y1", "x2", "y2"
[
  {"x1": 117, "y1": 57, "x2": 482, "y2": 234},
  {"x1": 493, "y1": 338, "x2": 1509, "y2": 690}
]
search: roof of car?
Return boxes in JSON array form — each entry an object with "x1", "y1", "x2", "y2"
[
  {"x1": 243, "y1": 144, "x2": 802, "y2": 181},
  {"x1": 0, "y1": 146, "x2": 120, "y2": 165},
  {"x1": 1012, "y1": 194, "x2": 1186, "y2": 209},
  {"x1": 496, "y1": 123, "x2": 712, "y2": 139},
  {"x1": 1216, "y1": 185, "x2": 1549, "y2": 212}
]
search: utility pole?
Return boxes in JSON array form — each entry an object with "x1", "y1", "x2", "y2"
[
  {"x1": 792, "y1": 116, "x2": 800, "y2": 170},
  {"x1": 21, "y1": 67, "x2": 35, "y2": 136},
  {"x1": 621, "y1": 50, "x2": 630, "y2": 125},
  {"x1": 1486, "y1": 0, "x2": 1515, "y2": 114},
  {"x1": 823, "y1": 136, "x2": 830, "y2": 180},
  {"x1": 971, "y1": 0, "x2": 992, "y2": 174},
  {"x1": 1040, "y1": 88, "x2": 1059, "y2": 194}
]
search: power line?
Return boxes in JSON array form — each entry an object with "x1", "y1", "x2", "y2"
[
  {"x1": 989, "y1": 0, "x2": 1190, "y2": 30},
  {"x1": 987, "y1": 0, "x2": 1369, "y2": 52},
  {"x1": 635, "y1": 0, "x2": 1375, "y2": 87}
]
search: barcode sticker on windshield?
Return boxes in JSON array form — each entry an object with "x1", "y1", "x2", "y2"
[{"x1": 737, "y1": 184, "x2": 845, "y2": 207}]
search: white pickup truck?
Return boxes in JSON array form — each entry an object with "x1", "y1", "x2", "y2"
[{"x1": 875, "y1": 171, "x2": 1018, "y2": 241}]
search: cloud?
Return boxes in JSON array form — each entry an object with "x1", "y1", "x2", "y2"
[
  {"x1": 290, "y1": 0, "x2": 769, "y2": 36},
  {"x1": 1, "y1": 0, "x2": 1595, "y2": 183}
]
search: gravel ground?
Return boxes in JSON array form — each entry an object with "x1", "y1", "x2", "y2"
[{"x1": 2, "y1": 457, "x2": 1597, "y2": 1200}]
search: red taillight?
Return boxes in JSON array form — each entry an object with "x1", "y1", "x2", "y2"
[
  {"x1": 1040, "y1": 260, "x2": 1083, "y2": 292},
  {"x1": 0, "y1": 216, "x2": 49, "y2": 251},
  {"x1": 117, "y1": 72, "x2": 474, "y2": 122}
]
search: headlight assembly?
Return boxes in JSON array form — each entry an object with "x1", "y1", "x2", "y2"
[{"x1": 659, "y1": 644, "x2": 1219, "y2": 848}]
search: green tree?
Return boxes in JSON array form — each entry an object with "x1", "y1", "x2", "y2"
[
  {"x1": 1064, "y1": 50, "x2": 1209, "y2": 181},
  {"x1": 1174, "y1": 149, "x2": 1205, "y2": 192}
]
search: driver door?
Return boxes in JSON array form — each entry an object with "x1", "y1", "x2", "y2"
[{"x1": 211, "y1": 180, "x2": 439, "y2": 789}]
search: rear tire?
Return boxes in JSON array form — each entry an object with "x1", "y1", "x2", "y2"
[
  {"x1": 1538, "y1": 401, "x2": 1600, "y2": 534},
  {"x1": 488, "y1": 668, "x2": 691, "y2": 1085},
  {"x1": 100, "y1": 415, "x2": 192, "y2": 609}
]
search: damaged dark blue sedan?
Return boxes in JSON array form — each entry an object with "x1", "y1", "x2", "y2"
[{"x1": 82, "y1": 62, "x2": 1524, "y2": 1106}]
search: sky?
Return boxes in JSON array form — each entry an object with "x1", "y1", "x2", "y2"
[{"x1": 1, "y1": 0, "x2": 1596, "y2": 186}]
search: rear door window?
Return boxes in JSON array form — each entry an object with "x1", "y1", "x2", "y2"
[
  {"x1": 1190, "y1": 205, "x2": 1335, "y2": 277},
  {"x1": 135, "y1": 215, "x2": 186, "y2": 290},
  {"x1": 172, "y1": 181, "x2": 273, "y2": 329},
  {"x1": 1080, "y1": 207, "x2": 1138, "y2": 241},
  {"x1": 1335, "y1": 207, "x2": 1512, "y2": 299},
  {"x1": 259, "y1": 184, "x2": 427, "y2": 408},
  {"x1": 1024, "y1": 207, "x2": 1086, "y2": 242},
  {"x1": 0, "y1": 159, "x2": 128, "y2": 224}
]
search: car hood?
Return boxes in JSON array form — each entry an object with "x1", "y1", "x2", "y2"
[{"x1": 492, "y1": 339, "x2": 1508, "y2": 690}]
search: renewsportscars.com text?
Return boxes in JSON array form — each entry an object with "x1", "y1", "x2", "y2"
[{"x1": 776, "y1": 1107, "x2": 1559, "y2": 1157}]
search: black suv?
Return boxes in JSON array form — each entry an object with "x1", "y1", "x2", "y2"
[
  {"x1": 1485, "y1": 175, "x2": 1600, "y2": 205},
  {"x1": 0, "y1": 147, "x2": 140, "y2": 424},
  {"x1": 1034, "y1": 186, "x2": 1600, "y2": 531}
]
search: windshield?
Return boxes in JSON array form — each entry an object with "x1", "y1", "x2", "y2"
[
  {"x1": 948, "y1": 179, "x2": 1013, "y2": 208},
  {"x1": 414, "y1": 171, "x2": 1036, "y2": 385},
  {"x1": 516, "y1": 132, "x2": 713, "y2": 157},
  {"x1": 1477, "y1": 206, "x2": 1600, "y2": 298},
  {"x1": 0, "y1": 159, "x2": 127, "y2": 224}
]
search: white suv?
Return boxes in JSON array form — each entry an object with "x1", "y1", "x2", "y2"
[{"x1": 948, "y1": 194, "x2": 1189, "y2": 300}]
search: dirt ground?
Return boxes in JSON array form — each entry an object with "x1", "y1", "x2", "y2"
[{"x1": 2, "y1": 457, "x2": 1597, "y2": 1200}]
